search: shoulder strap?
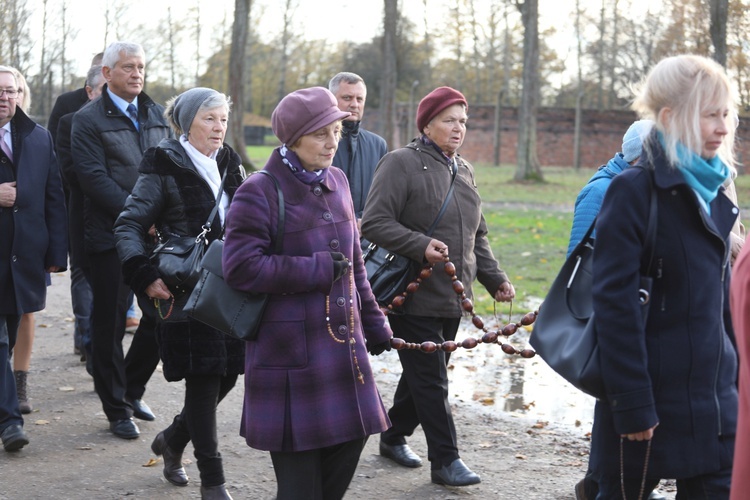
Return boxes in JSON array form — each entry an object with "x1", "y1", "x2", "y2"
[
  {"x1": 202, "y1": 169, "x2": 229, "y2": 232},
  {"x1": 642, "y1": 168, "x2": 658, "y2": 275},
  {"x1": 256, "y1": 170, "x2": 285, "y2": 254},
  {"x1": 425, "y1": 157, "x2": 458, "y2": 237}
]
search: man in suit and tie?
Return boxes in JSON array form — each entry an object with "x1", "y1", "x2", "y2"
[{"x1": 71, "y1": 41, "x2": 169, "y2": 440}]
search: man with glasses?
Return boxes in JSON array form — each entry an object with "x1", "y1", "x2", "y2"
[
  {"x1": 71, "y1": 41, "x2": 169, "y2": 440},
  {"x1": 0, "y1": 66, "x2": 68, "y2": 452}
]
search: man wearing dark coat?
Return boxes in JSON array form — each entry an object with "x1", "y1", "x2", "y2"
[
  {"x1": 328, "y1": 72, "x2": 388, "y2": 227},
  {"x1": 71, "y1": 41, "x2": 169, "y2": 440},
  {"x1": 0, "y1": 66, "x2": 68, "y2": 452}
]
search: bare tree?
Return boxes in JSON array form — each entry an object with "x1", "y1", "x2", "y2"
[
  {"x1": 229, "y1": 0, "x2": 253, "y2": 168},
  {"x1": 514, "y1": 0, "x2": 543, "y2": 181},
  {"x1": 573, "y1": 0, "x2": 583, "y2": 170},
  {"x1": 381, "y1": 0, "x2": 398, "y2": 149},
  {"x1": 277, "y1": 0, "x2": 297, "y2": 102},
  {"x1": 710, "y1": 0, "x2": 729, "y2": 67}
]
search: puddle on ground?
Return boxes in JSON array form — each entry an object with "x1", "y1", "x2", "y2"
[{"x1": 370, "y1": 315, "x2": 596, "y2": 436}]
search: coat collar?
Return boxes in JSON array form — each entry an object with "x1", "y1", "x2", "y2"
[
  {"x1": 263, "y1": 149, "x2": 341, "y2": 205},
  {"x1": 645, "y1": 137, "x2": 738, "y2": 240},
  {"x1": 100, "y1": 83, "x2": 156, "y2": 119}
]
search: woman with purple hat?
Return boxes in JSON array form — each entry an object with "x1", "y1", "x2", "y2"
[
  {"x1": 360, "y1": 86, "x2": 515, "y2": 487},
  {"x1": 222, "y1": 86, "x2": 392, "y2": 499}
]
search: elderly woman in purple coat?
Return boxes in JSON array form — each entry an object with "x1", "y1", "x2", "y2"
[{"x1": 223, "y1": 87, "x2": 392, "y2": 500}]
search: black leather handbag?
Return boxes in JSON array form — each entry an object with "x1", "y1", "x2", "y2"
[
  {"x1": 185, "y1": 171, "x2": 284, "y2": 341},
  {"x1": 530, "y1": 173, "x2": 657, "y2": 399},
  {"x1": 364, "y1": 159, "x2": 457, "y2": 307},
  {"x1": 150, "y1": 171, "x2": 227, "y2": 295}
]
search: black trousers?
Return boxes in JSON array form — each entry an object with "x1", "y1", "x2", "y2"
[
  {"x1": 380, "y1": 314, "x2": 461, "y2": 469},
  {"x1": 89, "y1": 249, "x2": 159, "y2": 421},
  {"x1": 163, "y1": 373, "x2": 238, "y2": 487},
  {"x1": 269, "y1": 437, "x2": 367, "y2": 500}
]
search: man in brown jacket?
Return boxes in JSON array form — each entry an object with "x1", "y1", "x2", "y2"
[{"x1": 361, "y1": 86, "x2": 514, "y2": 487}]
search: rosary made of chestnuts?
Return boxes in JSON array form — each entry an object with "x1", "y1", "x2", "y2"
[{"x1": 385, "y1": 255, "x2": 537, "y2": 358}]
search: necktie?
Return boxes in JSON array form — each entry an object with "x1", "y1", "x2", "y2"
[
  {"x1": 0, "y1": 128, "x2": 13, "y2": 162},
  {"x1": 127, "y1": 104, "x2": 139, "y2": 131}
]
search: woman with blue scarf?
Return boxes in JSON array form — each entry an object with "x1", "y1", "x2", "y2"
[{"x1": 589, "y1": 54, "x2": 740, "y2": 498}]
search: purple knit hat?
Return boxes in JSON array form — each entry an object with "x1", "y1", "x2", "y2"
[
  {"x1": 271, "y1": 87, "x2": 350, "y2": 146},
  {"x1": 416, "y1": 86, "x2": 468, "y2": 133}
]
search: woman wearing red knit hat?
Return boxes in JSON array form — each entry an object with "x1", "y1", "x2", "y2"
[{"x1": 361, "y1": 86, "x2": 515, "y2": 487}]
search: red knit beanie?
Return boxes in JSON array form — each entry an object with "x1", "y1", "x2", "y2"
[{"x1": 416, "y1": 86, "x2": 468, "y2": 133}]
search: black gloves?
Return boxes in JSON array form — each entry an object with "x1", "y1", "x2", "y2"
[
  {"x1": 331, "y1": 252, "x2": 349, "y2": 282},
  {"x1": 368, "y1": 339, "x2": 392, "y2": 356}
]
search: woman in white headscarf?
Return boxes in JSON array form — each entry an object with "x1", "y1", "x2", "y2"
[{"x1": 114, "y1": 88, "x2": 245, "y2": 500}]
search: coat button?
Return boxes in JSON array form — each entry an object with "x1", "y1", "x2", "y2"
[
  {"x1": 336, "y1": 297, "x2": 346, "y2": 307},
  {"x1": 338, "y1": 325, "x2": 348, "y2": 335},
  {"x1": 12, "y1": 255, "x2": 17, "y2": 262},
  {"x1": 323, "y1": 211, "x2": 332, "y2": 221},
  {"x1": 330, "y1": 239, "x2": 339, "y2": 249},
  {"x1": 313, "y1": 186, "x2": 323, "y2": 196},
  {"x1": 13, "y1": 206, "x2": 18, "y2": 212}
]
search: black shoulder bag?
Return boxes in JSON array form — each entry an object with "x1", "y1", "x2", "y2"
[
  {"x1": 184, "y1": 170, "x2": 284, "y2": 341},
  {"x1": 150, "y1": 170, "x2": 228, "y2": 296},
  {"x1": 363, "y1": 158, "x2": 458, "y2": 308},
  {"x1": 530, "y1": 170, "x2": 658, "y2": 400}
]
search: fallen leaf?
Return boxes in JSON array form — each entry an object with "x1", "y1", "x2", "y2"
[
  {"x1": 34, "y1": 420, "x2": 50, "y2": 425},
  {"x1": 143, "y1": 458, "x2": 160, "y2": 467},
  {"x1": 515, "y1": 454, "x2": 527, "y2": 460},
  {"x1": 76, "y1": 446, "x2": 92, "y2": 450},
  {"x1": 58, "y1": 386, "x2": 75, "y2": 392}
]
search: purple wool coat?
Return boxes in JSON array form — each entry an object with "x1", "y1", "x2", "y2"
[{"x1": 223, "y1": 149, "x2": 392, "y2": 452}]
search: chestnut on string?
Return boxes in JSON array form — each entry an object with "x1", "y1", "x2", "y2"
[{"x1": 384, "y1": 255, "x2": 537, "y2": 358}]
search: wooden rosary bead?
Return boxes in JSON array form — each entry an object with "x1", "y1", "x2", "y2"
[
  {"x1": 406, "y1": 281, "x2": 420, "y2": 294},
  {"x1": 421, "y1": 341, "x2": 438, "y2": 353},
  {"x1": 520, "y1": 311, "x2": 537, "y2": 326},
  {"x1": 519, "y1": 348, "x2": 536, "y2": 358},
  {"x1": 482, "y1": 331, "x2": 499, "y2": 344},
  {"x1": 461, "y1": 337, "x2": 478, "y2": 349},
  {"x1": 461, "y1": 297, "x2": 474, "y2": 312},
  {"x1": 444, "y1": 261, "x2": 456, "y2": 275},
  {"x1": 390, "y1": 337, "x2": 406, "y2": 350},
  {"x1": 442, "y1": 341, "x2": 458, "y2": 352},
  {"x1": 501, "y1": 323, "x2": 518, "y2": 337},
  {"x1": 452, "y1": 280, "x2": 465, "y2": 294},
  {"x1": 471, "y1": 315, "x2": 485, "y2": 329},
  {"x1": 501, "y1": 343, "x2": 517, "y2": 355},
  {"x1": 419, "y1": 267, "x2": 433, "y2": 280}
]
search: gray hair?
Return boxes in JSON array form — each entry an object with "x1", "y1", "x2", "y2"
[
  {"x1": 164, "y1": 88, "x2": 231, "y2": 136},
  {"x1": 329, "y1": 72, "x2": 365, "y2": 95},
  {"x1": 0, "y1": 65, "x2": 18, "y2": 89},
  {"x1": 102, "y1": 41, "x2": 145, "y2": 69},
  {"x1": 86, "y1": 65, "x2": 105, "y2": 89}
]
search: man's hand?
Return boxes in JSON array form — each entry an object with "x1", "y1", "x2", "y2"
[
  {"x1": 424, "y1": 239, "x2": 448, "y2": 264},
  {"x1": 494, "y1": 281, "x2": 515, "y2": 302},
  {"x1": 0, "y1": 181, "x2": 16, "y2": 207}
]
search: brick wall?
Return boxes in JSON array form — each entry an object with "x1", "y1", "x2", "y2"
[{"x1": 371, "y1": 106, "x2": 750, "y2": 170}]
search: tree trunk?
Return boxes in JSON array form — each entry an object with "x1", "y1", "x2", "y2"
[
  {"x1": 515, "y1": 0, "x2": 543, "y2": 181},
  {"x1": 710, "y1": 0, "x2": 728, "y2": 67},
  {"x1": 381, "y1": 0, "x2": 398, "y2": 149},
  {"x1": 228, "y1": 0, "x2": 253, "y2": 169}
]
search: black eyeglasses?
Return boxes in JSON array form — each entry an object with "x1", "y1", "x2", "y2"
[{"x1": 0, "y1": 89, "x2": 19, "y2": 98}]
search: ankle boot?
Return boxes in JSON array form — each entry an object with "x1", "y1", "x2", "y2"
[
  {"x1": 151, "y1": 430, "x2": 189, "y2": 486},
  {"x1": 14, "y1": 371, "x2": 32, "y2": 414},
  {"x1": 200, "y1": 484, "x2": 233, "y2": 499}
]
